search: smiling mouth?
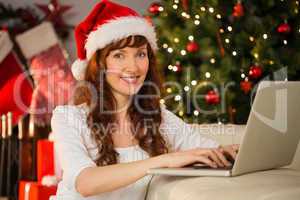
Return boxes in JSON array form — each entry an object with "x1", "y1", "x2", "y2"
[{"x1": 120, "y1": 76, "x2": 140, "y2": 84}]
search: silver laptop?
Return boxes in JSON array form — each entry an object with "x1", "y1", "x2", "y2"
[{"x1": 147, "y1": 81, "x2": 300, "y2": 177}]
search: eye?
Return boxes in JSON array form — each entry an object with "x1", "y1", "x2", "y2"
[
  {"x1": 138, "y1": 52, "x2": 147, "y2": 58},
  {"x1": 113, "y1": 53, "x2": 124, "y2": 59}
]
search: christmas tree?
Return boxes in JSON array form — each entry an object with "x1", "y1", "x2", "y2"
[{"x1": 146, "y1": 0, "x2": 300, "y2": 124}]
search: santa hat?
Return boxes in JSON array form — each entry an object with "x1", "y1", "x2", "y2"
[{"x1": 71, "y1": 0, "x2": 158, "y2": 81}]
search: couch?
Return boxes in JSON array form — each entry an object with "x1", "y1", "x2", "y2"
[{"x1": 147, "y1": 124, "x2": 300, "y2": 200}]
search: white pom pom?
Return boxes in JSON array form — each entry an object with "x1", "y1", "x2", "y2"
[
  {"x1": 71, "y1": 59, "x2": 88, "y2": 80},
  {"x1": 41, "y1": 175, "x2": 58, "y2": 187}
]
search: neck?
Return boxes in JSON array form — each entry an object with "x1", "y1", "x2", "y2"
[{"x1": 112, "y1": 91, "x2": 132, "y2": 120}]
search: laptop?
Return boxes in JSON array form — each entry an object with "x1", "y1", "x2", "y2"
[{"x1": 147, "y1": 81, "x2": 300, "y2": 177}]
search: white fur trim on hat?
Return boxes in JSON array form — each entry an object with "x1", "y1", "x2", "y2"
[
  {"x1": 16, "y1": 22, "x2": 58, "y2": 59},
  {"x1": 71, "y1": 59, "x2": 88, "y2": 80},
  {"x1": 85, "y1": 16, "x2": 158, "y2": 60},
  {"x1": 0, "y1": 31, "x2": 13, "y2": 63}
]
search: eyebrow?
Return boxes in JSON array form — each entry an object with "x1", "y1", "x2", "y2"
[{"x1": 116, "y1": 47, "x2": 147, "y2": 53}]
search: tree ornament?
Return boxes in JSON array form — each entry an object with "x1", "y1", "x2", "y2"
[
  {"x1": 174, "y1": 64, "x2": 182, "y2": 72},
  {"x1": 182, "y1": 0, "x2": 189, "y2": 11},
  {"x1": 248, "y1": 65, "x2": 262, "y2": 79},
  {"x1": 186, "y1": 41, "x2": 199, "y2": 53},
  {"x1": 232, "y1": 2, "x2": 244, "y2": 18},
  {"x1": 277, "y1": 23, "x2": 291, "y2": 34},
  {"x1": 205, "y1": 90, "x2": 220, "y2": 105},
  {"x1": 240, "y1": 80, "x2": 252, "y2": 94},
  {"x1": 148, "y1": 2, "x2": 161, "y2": 15}
]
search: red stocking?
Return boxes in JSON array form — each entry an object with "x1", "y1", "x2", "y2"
[
  {"x1": 0, "y1": 31, "x2": 33, "y2": 125},
  {"x1": 16, "y1": 22, "x2": 75, "y2": 126}
]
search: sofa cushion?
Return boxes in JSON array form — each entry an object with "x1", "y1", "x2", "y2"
[{"x1": 147, "y1": 168, "x2": 300, "y2": 200}]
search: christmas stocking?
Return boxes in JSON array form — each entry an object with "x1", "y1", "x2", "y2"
[
  {"x1": 16, "y1": 22, "x2": 75, "y2": 126},
  {"x1": 0, "y1": 30, "x2": 33, "y2": 125}
]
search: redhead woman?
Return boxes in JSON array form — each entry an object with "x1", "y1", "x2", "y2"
[{"x1": 50, "y1": 1, "x2": 239, "y2": 199}]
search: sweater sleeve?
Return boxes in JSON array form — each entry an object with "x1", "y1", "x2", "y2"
[
  {"x1": 51, "y1": 105, "x2": 97, "y2": 193},
  {"x1": 159, "y1": 105, "x2": 220, "y2": 152}
]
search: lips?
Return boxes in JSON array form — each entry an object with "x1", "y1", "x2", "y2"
[{"x1": 120, "y1": 76, "x2": 140, "y2": 84}]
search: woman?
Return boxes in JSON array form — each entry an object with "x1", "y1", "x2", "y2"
[{"x1": 51, "y1": 1, "x2": 239, "y2": 199}]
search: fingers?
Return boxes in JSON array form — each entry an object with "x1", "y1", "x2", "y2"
[
  {"x1": 194, "y1": 156, "x2": 218, "y2": 168},
  {"x1": 190, "y1": 145, "x2": 240, "y2": 168},
  {"x1": 193, "y1": 148, "x2": 230, "y2": 167},
  {"x1": 212, "y1": 149, "x2": 232, "y2": 167},
  {"x1": 207, "y1": 150, "x2": 226, "y2": 167},
  {"x1": 231, "y1": 144, "x2": 240, "y2": 152},
  {"x1": 222, "y1": 145, "x2": 238, "y2": 160}
]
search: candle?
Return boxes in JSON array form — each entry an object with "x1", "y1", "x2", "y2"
[
  {"x1": 29, "y1": 115, "x2": 36, "y2": 179},
  {"x1": 29, "y1": 115, "x2": 34, "y2": 138},
  {"x1": 0, "y1": 114, "x2": 6, "y2": 195},
  {"x1": 1, "y1": 114, "x2": 6, "y2": 139},
  {"x1": 18, "y1": 117, "x2": 23, "y2": 140},
  {"x1": 6, "y1": 112, "x2": 12, "y2": 196},
  {"x1": 18, "y1": 117, "x2": 23, "y2": 181},
  {"x1": 7, "y1": 112, "x2": 12, "y2": 137}
]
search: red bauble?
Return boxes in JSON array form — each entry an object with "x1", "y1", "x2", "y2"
[
  {"x1": 205, "y1": 90, "x2": 220, "y2": 105},
  {"x1": 186, "y1": 41, "x2": 199, "y2": 53},
  {"x1": 174, "y1": 64, "x2": 182, "y2": 72},
  {"x1": 182, "y1": 0, "x2": 189, "y2": 11},
  {"x1": 232, "y1": 2, "x2": 244, "y2": 18},
  {"x1": 248, "y1": 65, "x2": 263, "y2": 79},
  {"x1": 277, "y1": 23, "x2": 291, "y2": 34},
  {"x1": 148, "y1": 2, "x2": 161, "y2": 15},
  {"x1": 240, "y1": 80, "x2": 252, "y2": 94}
]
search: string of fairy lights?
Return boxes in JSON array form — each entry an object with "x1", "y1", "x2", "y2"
[{"x1": 152, "y1": 0, "x2": 300, "y2": 118}]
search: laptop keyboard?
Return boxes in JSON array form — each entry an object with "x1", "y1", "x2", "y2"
[
  {"x1": 192, "y1": 164, "x2": 233, "y2": 170},
  {"x1": 184, "y1": 153, "x2": 235, "y2": 170},
  {"x1": 184, "y1": 161, "x2": 234, "y2": 170}
]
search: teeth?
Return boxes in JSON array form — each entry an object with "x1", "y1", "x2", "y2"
[
  {"x1": 121, "y1": 76, "x2": 139, "y2": 84},
  {"x1": 122, "y1": 77, "x2": 136, "y2": 80},
  {"x1": 121, "y1": 76, "x2": 138, "y2": 78}
]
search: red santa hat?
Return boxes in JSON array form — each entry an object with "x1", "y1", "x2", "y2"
[{"x1": 71, "y1": 0, "x2": 158, "y2": 80}]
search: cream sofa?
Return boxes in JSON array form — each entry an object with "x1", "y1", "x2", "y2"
[{"x1": 147, "y1": 124, "x2": 300, "y2": 200}]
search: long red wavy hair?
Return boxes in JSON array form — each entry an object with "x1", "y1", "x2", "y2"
[{"x1": 73, "y1": 35, "x2": 169, "y2": 166}]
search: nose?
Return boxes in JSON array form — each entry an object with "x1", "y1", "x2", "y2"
[{"x1": 123, "y1": 55, "x2": 139, "y2": 73}]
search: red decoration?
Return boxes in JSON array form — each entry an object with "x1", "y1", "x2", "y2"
[
  {"x1": 240, "y1": 80, "x2": 252, "y2": 94},
  {"x1": 148, "y1": 2, "x2": 161, "y2": 15},
  {"x1": 182, "y1": 0, "x2": 189, "y2": 11},
  {"x1": 186, "y1": 41, "x2": 199, "y2": 53},
  {"x1": 0, "y1": 52, "x2": 33, "y2": 125},
  {"x1": 37, "y1": 140, "x2": 55, "y2": 182},
  {"x1": 174, "y1": 64, "x2": 182, "y2": 72},
  {"x1": 35, "y1": 0, "x2": 72, "y2": 28},
  {"x1": 205, "y1": 90, "x2": 220, "y2": 105},
  {"x1": 19, "y1": 181, "x2": 57, "y2": 200},
  {"x1": 277, "y1": 23, "x2": 291, "y2": 34},
  {"x1": 232, "y1": 2, "x2": 244, "y2": 18},
  {"x1": 248, "y1": 65, "x2": 263, "y2": 79}
]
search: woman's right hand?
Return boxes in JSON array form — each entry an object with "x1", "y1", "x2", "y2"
[{"x1": 158, "y1": 148, "x2": 233, "y2": 169}]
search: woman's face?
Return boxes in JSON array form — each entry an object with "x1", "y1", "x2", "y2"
[{"x1": 105, "y1": 44, "x2": 149, "y2": 97}]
